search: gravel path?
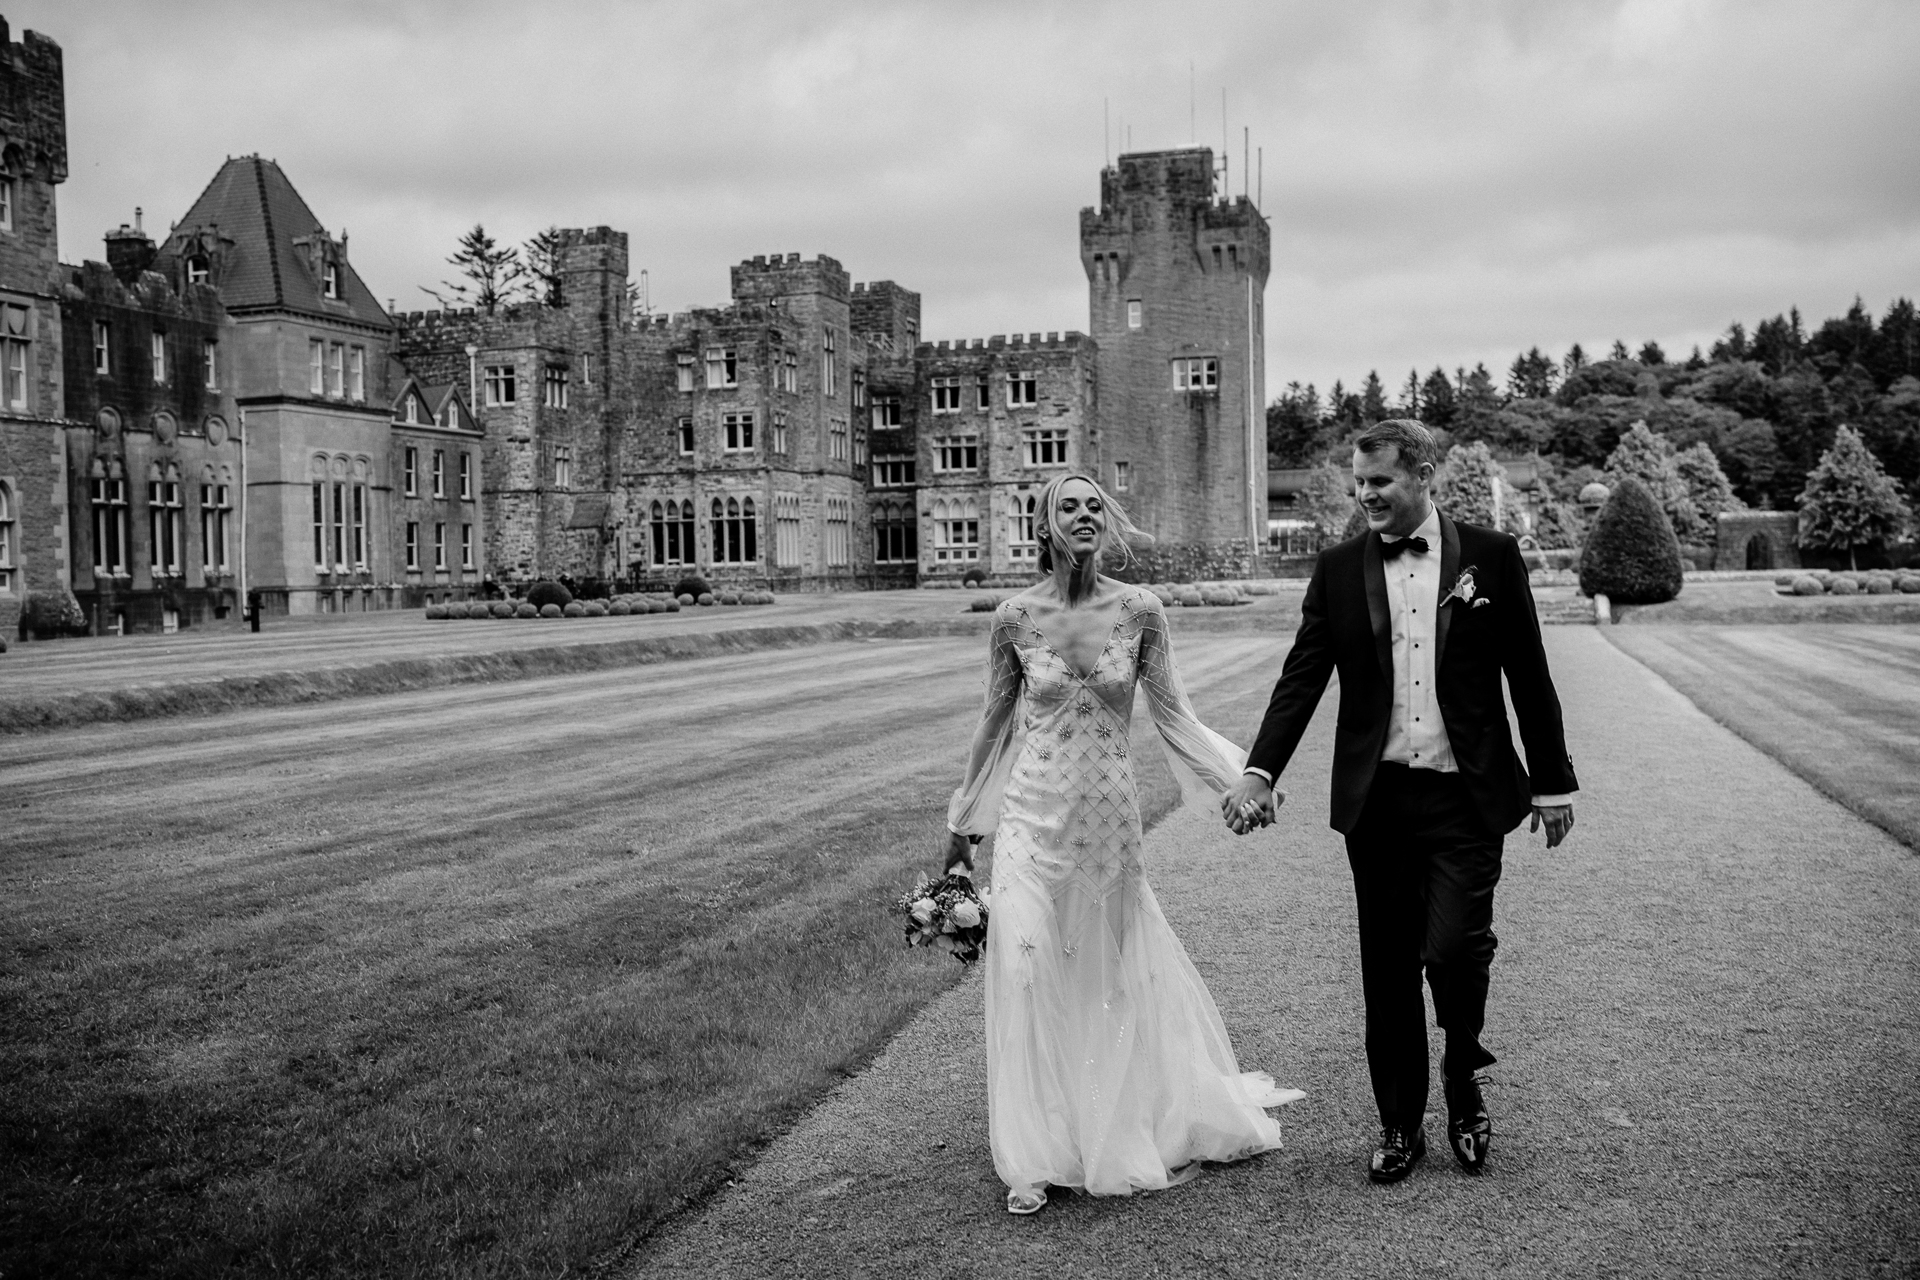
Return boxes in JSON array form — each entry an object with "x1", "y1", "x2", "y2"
[{"x1": 621, "y1": 628, "x2": 1919, "y2": 1279}]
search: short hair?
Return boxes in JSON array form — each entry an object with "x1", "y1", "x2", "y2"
[{"x1": 1353, "y1": 419, "x2": 1439, "y2": 474}]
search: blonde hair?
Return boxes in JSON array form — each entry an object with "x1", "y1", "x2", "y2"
[{"x1": 1035, "y1": 473, "x2": 1152, "y2": 579}]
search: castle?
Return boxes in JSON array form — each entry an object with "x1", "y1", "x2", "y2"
[{"x1": 0, "y1": 18, "x2": 1268, "y2": 636}]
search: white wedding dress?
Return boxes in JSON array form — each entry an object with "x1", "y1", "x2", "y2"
[{"x1": 949, "y1": 585, "x2": 1302, "y2": 1203}]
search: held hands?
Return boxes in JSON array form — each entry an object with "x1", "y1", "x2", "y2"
[
  {"x1": 1530, "y1": 804, "x2": 1574, "y2": 849},
  {"x1": 944, "y1": 830, "x2": 977, "y2": 874},
  {"x1": 1220, "y1": 773, "x2": 1284, "y2": 835}
]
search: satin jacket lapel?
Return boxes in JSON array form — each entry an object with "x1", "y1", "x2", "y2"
[
  {"x1": 1363, "y1": 532, "x2": 1392, "y2": 684},
  {"x1": 1435, "y1": 511, "x2": 1461, "y2": 675}
]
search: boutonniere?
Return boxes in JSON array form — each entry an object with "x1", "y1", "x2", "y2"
[{"x1": 1441, "y1": 565, "x2": 1491, "y2": 609}]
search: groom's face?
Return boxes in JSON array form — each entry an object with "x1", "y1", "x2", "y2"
[{"x1": 1352, "y1": 446, "x2": 1434, "y2": 538}]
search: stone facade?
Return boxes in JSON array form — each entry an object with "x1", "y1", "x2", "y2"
[
  {"x1": 0, "y1": 19, "x2": 70, "y2": 638},
  {"x1": 1, "y1": 13, "x2": 1279, "y2": 642},
  {"x1": 907, "y1": 333, "x2": 1095, "y2": 581},
  {"x1": 1081, "y1": 148, "x2": 1268, "y2": 567},
  {"x1": 60, "y1": 252, "x2": 240, "y2": 633},
  {"x1": 155, "y1": 155, "x2": 400, "y2": 618}
]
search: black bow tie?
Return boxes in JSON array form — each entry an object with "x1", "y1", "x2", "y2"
[{"x1": 1380, "y1": 535, "x2": 1430, "y2": 560}]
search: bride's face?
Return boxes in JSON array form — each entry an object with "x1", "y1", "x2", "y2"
[{"x1": 1051, "y1": 479, "x2": 1107, "y2": 561}]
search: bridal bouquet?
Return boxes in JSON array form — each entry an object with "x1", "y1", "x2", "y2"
[{"x1": 894, "y1": 873, "x2": 991, "y2": 965}]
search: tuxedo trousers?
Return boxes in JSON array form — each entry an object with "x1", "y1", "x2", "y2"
[{"x1": 1345, "y1": 762, "x2": 1503, "y2": 1131}]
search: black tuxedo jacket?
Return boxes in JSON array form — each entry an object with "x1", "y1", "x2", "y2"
[{"x1": 1246, "y1": 512, "x2": 1577, "y2": 835}]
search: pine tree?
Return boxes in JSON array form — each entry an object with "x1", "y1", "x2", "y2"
[
  {"x1": 1360, "y1": 371, "x2": 1387, "y2": 424},
  {"x1": 1400, "y1": 368, "x2": 1422, "y2": 417},
  {"x1": 1796, "y1": 424, "x2": 1912, "y2": 568},
  {"x1": 1508, "y1": 347, "x2": 1557, "y2": 400},
  {"x1": 1604, "y1": 421, "x2": 1702, "y2": 540},
  {"x1": 1420, "y1": 367, "x2": 1457, "y2": 429},
  {"x1": 424, "y1": 225, "x2": 525, "y2": 314},
  {"x1": 1562, "y1": 343, "x2": 1588, "y2": 377},
  {"x1": 1709, "y1": 321, "x2": 1749, "y2": 363},
  {"x1": 1638, "y1": 340, "x2": 1667, "y2": 366},
  {"x1": 1454, "y1": 363, "x2": 1503, "y2": 440},
  {"x1": 1610, "y1": 339, "x2": 1632, "y2": 361},
  {"x1": 522, "y1": 226, "x2": 566, "y2": 307}
]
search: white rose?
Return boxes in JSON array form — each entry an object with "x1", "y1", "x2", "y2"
[
  {"x1": 910, "y1": 898, "x2": 936, "y2": 924},
  {"x1": 949, "y1": 900, "x2": 982, "y2": 929}
]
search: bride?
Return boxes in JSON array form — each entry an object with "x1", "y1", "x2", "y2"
[{"x1": 945, "y1": 473, "x2": 1303, "y2": 1216}]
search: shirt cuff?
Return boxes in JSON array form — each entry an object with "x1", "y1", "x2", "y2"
[
  {"x1": 1243, "y1": 767, "x2": 1274, "y2": 785},
  {"x1": 1530, "y1": 794, "x2": 1573, "y2": 808}
]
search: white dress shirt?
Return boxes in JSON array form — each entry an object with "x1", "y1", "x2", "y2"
[
  {"x1": 1381, "y1": 506, "x2": 1454, "y2": 772},
  {"x1": 1245, "y1": 503, "x2": 1572, "y2": 808}
]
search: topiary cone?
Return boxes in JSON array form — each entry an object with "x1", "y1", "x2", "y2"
[{"x1": 1578, "y1": 475, "x2": 1684, "y2": 605}]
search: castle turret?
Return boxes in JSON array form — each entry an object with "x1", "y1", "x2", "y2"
[{"x1": 1081, "y1": 148, "x2": 1268, "y2": 567}]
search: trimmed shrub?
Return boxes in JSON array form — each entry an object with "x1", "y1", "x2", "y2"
[
  {"x1": 961, "y1": 566, "x2": 987, "y2": 587},
  {"x1": 563, "y1": 602, "x2": 588, "y2": 617},
  {"x1": 527, "y1": 580, "x2": 573, "y2": 610},
  {"x1": 584, "y1": 601, "x2": 606, "y2": 617},
  {"x1": 663, "y1": 598, "x2": 681, "y2": 612},
  {"x1": 697, "y1": 592, "x2": 715, "y2": 606},
  {"x1": 968, "y1": 595, "x2": 999, "y2": 613},
  {"x1": 1147, "y1": 585, "x2": 1176, "y2": 606},
  {"x1": 673, "y1": 575, "x2": 711, "y2": 600},
  {"x1": 1865, "y1": 575, "x2": 1895, "y2": 595},
  {"x1": 1897, "y1": 574, "x2": 1920, "y2": 593},
  {"x1": 1200, "y1": 587, "x2": 1239, "y2": 607},
  {"x1": 491, "y1": 601, "x2": 516, "y2": 618},
  {"x1": 515, "y1": 602, "x2": 539, "y2": 618},
  {"x1": 1578, "y1": 475, "x2": 1684, "y2": 605},
  {"x1": 607, "y1": 600, "x2": 630, "y2": 616},
  {"x1": 1774, "y1": 573, "x2": 1797, "y2": 588},
  {"x1": 676, "y1": 593, "x2": 694, "y2": 606},
  {"x1": 1173, "y1": 587, "x2": 1204, "y2": 607},
  {"x1": 1828, "y1": 576, "x2": 1859, "y2": 596},
  {"x1": 539, "y1": 603, "x2": 564, "y2": 617},
  {"x1": 424, "y1": 605, "x2": 448, "y2": 620},
  {"x1": 19, "y1": 587, "x2": 89, "y2": 639},
  {"x1": 718, "y1": 591, "x2": 740, "y2": 606},
  {"x1": 1790, "y1": 576, "x2": 1825, "y2": 595}
]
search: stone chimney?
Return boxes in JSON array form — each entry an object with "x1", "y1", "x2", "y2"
[{"x1": 105, "y1": 207, "x2": 155, "y2": 284}]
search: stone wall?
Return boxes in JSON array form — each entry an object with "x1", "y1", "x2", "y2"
[{"x1": 1714, "y1": 510, "x2": 1799, "y2": 572}]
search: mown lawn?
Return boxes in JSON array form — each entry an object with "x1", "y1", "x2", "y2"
[
  {"x1": 0, "y1": 632, "x2": 1202, "y2": 1278},
  {"x1": 1604, "y1": 623, "x2": 1920, "y2": 851}
]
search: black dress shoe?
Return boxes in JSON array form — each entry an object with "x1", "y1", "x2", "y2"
[
  {"x1": 1368, "y1": 1123, "x2": 1427, "y2": 1183},
  {"x1": 1444, "y1": 1074, "x2": 1492, "y2": 1173}
]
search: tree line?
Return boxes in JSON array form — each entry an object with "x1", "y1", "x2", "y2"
[
  {"x1": 1271, "y1": 297, "x2": 1920, "y2": 507},
  {"x1": 1270, "y1": 296, "x2": 1919, "y2": 564}
]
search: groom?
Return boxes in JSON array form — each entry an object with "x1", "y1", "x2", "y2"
[{"x1": 1222, "y1": 419, "x2": 1577, "y2": 1183}]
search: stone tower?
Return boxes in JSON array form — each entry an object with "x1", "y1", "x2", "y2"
[{"x1": 1080, "y1": 148, "x2": 1268, "y2": 569}]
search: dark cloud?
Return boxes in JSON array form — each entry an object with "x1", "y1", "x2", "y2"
[{"x1": 18, "y1": 0, "x2": 1918, "y2": 391}]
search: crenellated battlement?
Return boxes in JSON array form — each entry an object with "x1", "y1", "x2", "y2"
[
  {"x1": 0, "y1": 18, "x2": 66, "y2": 185},
  {"x1": 915, "y1": 331, "x2": 1088, "y2": 355}
]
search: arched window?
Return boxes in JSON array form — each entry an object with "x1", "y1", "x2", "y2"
[
  {"x1": 1009, "y1": 493, "x2": 1037, "y2": 562},
  {"x1": 711, "y1": 495, "x2": 757, "y2": 564},
  {"x1": 147, "y1": 461, "x2": 184, "y2": 577},
  {"x1": 774, "y1": 493, "x2": 802, "y2": 568},
  {"x1": 0, "y1": 481, "x2": 14, "y2": 593},
  {"x1": 934, "y1": 495, "x2": 980, "y2": 564},
  {"x1": 873, "y1": 500, "x2": 917, "y2": 565},
  {"x1": 91, "y1": 458, "x2": 129, "y2": 576}
]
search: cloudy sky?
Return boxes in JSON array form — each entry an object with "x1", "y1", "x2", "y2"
[{"x1": 18, "y1": 0, "x2": 1920, "y2": 396}]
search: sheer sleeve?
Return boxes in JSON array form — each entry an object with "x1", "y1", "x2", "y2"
[
  {"x1": 1135, "y1": 593, "x2": 1248, "y2": 793},
  {"x1": 947, "y1": 605, "x2": 1025, "y2": 836}
]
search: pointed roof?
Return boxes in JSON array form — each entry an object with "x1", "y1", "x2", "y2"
[{"x1": 163, "y1": 155, "x2": 391, "y2": 329}]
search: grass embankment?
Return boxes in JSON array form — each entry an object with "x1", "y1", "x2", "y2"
[
  {"x1": 1603, "y1": 624, "x2": 1920, "y2": 851},
  {"x1": 0, "y1": 634, "x2": 1196, "y2": 1278}
]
